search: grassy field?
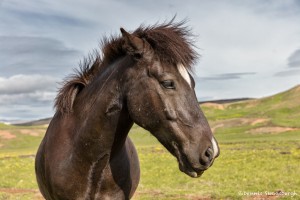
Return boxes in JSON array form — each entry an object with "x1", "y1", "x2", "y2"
[{"x1": 0, "y1": 86, "x2": 299, "y2": 199}]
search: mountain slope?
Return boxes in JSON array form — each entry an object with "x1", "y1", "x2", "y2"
[
  {"x1": 13, "y1": 118, "x2": 52, "y2": 126},
  {"x1": 201, "y1": 85, "x2": 300, "y2": 141}
]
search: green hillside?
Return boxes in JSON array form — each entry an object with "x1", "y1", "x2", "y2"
[
  {"x1": 202, "y1": 85, "x2": 300, "y2": 142},
  {"x1": 0, "y1": 85, "x2": 299, "y2": 199}
]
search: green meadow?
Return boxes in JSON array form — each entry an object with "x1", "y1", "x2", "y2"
[{"x1": 0, "y1": 86, "x2": 299, "y2": 199}]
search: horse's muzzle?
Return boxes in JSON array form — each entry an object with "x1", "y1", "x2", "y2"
[{"x1": 172, "y1": 138, "x2": 219, "y2": 178}]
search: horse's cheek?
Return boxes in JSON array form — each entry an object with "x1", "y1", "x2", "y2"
[{"x1": 126, "y1": 90, "x2": 157, "y2": 130}]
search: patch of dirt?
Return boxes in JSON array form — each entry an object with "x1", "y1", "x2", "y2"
[
  {"x1": 244, "y1": 195, "x2": 279, "y2": 200},
  {"x1": 0, "y1": 188, "x2": 44, "y2": 199},
  {"x1": 1, "y1": 154, "x2": 35, "y2": 159},
  {"x1": 211, "y1": 124, "x2": 224, "y2": 132},
  {"x1": 249, "y1": 118, "x2": 269, "y2": 125},
  {"x1": 19, "y1": 129, "x2": 41, "y2": 136},
  {"x1": 248, "y1": 127, "x2": 299, "y2": 134},
  {"x1": 0, "y1": 130, "x2": 16, "y2": 139},
  {"x1": 0, "y1": 188, "x2": 37, "y2": 194},
  {"x1": 186, "y1": 195, "x2": 212, "y2": 200},
  {"x1": 211, "y1": 118, "x2": 269, "y2": 132},
  {"x1": 238, "y1": 118, "x2": 269, "y2": 125},
  {"x1": 202, "y1": 103, "x2": 225, "y2": 110},
  {"x1": 135, "y1": 190, "x2": 212, "y2": 200}
]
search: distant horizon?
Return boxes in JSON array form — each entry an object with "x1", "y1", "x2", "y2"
[{"x1": 1, "y1": 83, "x2": 299, "y2": 123}]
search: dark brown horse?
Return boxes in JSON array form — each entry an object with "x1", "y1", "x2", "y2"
[{"x1": 35, "y1": 21, "x2": 219, "y2": 200}]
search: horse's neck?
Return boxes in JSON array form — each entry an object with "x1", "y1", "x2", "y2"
[{"x1": 71, "y1": 61, "x2": 133, "y2": 161}]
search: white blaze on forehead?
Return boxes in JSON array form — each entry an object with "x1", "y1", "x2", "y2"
[
  {"x1": 177, "y1": 63, "x2": 191, "y2": 87},
  {"x1": 211, "y1": 137, "x2": 219, "y2": 158}
]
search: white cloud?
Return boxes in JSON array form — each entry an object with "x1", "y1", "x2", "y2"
[
  {"x1": 0, "y1": 74, "x2": 57, "y2": 94},
  {"x1": 0, "y1": 74, "x2": 57, "y2": 120},
  {"x1": 191, "y1": 1, "x2": 300, "y2": 74}
]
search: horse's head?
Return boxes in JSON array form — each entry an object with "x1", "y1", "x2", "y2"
[{"x1": 121, "y1": 26, "x2": 219, "y2": 178}]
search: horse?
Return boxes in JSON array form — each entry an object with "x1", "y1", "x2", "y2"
[{"x1": 35, "y1": 21, "x2": 220, "y2": 200}]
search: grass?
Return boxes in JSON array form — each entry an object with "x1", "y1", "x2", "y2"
[
  {"x1": 1, "y1": 125, "x2": 299, "y2": 200},
  {"x1": 131, "y1": 131, "x2": 300, "y2": 200},
  {"x1": 0, "y1": 85, "x2": 299, "y2": 199}
]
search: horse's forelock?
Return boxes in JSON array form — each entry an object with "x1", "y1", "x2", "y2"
[{"x1": 134, "y1": 20, "x2": 198, "y2": 70}]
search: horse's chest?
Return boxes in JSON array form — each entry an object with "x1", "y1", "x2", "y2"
[{"x1": 88, "y1": 165, "x2": 128, "y2": 200}]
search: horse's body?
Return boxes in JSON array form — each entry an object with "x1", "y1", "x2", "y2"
[
  {"x1": 35, "y1": 21, "x2": 219, "y2": 200},
  {"x1": 36, "y1": 55, "x2": 140, "y2": 199}
]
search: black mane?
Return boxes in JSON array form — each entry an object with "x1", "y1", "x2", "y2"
[{"x1": 55, "y1": 20, "x2": 198, "y2": 113}]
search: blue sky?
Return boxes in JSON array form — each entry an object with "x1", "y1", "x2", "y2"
[{"x1": 1, "y1": 0, "x2": 300, "y2": 121}]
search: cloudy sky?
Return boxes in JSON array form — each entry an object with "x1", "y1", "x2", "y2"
[{"x1": 1, "y1": 0, "x2": 300, "y2": 121}]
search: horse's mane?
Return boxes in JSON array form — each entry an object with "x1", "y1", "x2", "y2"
[{"x1": 55, "y1": 20, "x2": 198, "y2": 113}]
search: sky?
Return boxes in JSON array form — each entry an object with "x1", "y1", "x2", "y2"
[{"x1": 1, "y1": 0, "x2": 300, "y2": 121}]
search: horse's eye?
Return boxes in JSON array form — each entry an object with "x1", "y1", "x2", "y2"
[{"x1": 161, "y1": 80, "x2": 175, "y2": 89}]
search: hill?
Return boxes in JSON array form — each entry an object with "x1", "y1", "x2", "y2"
[
  {"x1": 201, "y1": 84, "x2": 300, "y2": 142},
  {"x1": 199, "y1": 97, "x2": 254, "y2": 104},
  {"x1": 13, "y1": 118, "x2": 52, "y2": 126}
]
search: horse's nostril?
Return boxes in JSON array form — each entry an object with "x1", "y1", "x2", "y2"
[
  {"x1": 205, "y1": 147, "x2": 213, "y2": 161},
  {"x1": 199, "y1": 147, "x2": 213, "y2": 166}
]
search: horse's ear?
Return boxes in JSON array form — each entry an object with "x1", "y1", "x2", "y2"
[{"x1": 120, "y1": 27, "x2": 152, "y2": 60}]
